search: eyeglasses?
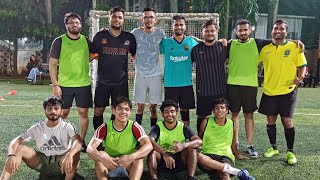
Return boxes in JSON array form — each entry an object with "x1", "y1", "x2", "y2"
[{"x1": 143, "y1": 16, "x2": 155, "y2": 20}]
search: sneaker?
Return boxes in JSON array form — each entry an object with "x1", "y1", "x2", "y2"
[
  {"x1": 247, "y1": 146, "x2": 258, "y2": 158},
  {"x1": 237, "y1": 169, "x2": 255, "y2": 180},
  {"x1": 287, "y1": 151, "x2": 297, "y2": 165},
  {"x1": 263, "y1": 147, "x2": 279, "y2": 158}
]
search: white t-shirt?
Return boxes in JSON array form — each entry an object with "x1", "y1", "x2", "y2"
[{"x1": 20, "y1": 118, "x2": 77, "y2": 156}]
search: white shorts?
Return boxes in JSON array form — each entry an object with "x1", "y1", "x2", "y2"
[{"x1": 133, "y1": 74, "x2": 162, "y2": 104}]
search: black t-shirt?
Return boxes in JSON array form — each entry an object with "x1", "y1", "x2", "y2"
[
  {"x1": 149, "y1": 122, "x2": 195, "y2": 142},
  {"x1": 90, "y1": 29, "x2": 137, "y2": 85},
  {"x1": 191, "y1": 42, "x2": 228, "y2": 96}
]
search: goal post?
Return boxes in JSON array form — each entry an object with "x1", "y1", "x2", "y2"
[{"x1": 88, "y1": 10, "x2": 219, "y2": 97}]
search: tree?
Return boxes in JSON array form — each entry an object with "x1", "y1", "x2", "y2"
[
  {"x1": 192, "y1": 0, "x2": 259, "y2": 38},
  {"x1": 0, "y1": 0, "x2": 91, "y2": 75},
  {"x1": 266, "y1": 0, "x2": 279, "y2": 39}
]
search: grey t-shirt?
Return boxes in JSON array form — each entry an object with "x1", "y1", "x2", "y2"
[{"x1": 131, "y1": 27, "x2": 165, "y2": 77}]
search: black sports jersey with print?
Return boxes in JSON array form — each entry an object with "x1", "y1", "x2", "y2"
[{"x1": 91, "y1": 29, "x2": 137, "y2": 85}]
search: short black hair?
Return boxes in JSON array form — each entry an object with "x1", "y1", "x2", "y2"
[
  {"x1": 212, "y1": 98, "x2": 229, "y2": 109},
  {"x1": 110, "y1": 6, "x2": 125, "y2": 16},
  {"x1": 173, "y1": 15, "x2": 185, "y2": 21},
  {"x1": 273, "y1": 19, "x2": 288, "y2": 30},
  {"x1": 236, "y1": 19, "x2": 251, "y2": 27},
  {"x1": 160, "y1": 99, "x2": 179, "y2": 113},
  {"x1": 43, "y1": 96, "x2": 64, "y2": 109},
  {"x1": 112, "y1": 96, "x2": 132, "y2": 109},
  {"x1": 202, "y1": 19, "x2": 219, "y2": 30},
  {"x1": 64, "y1": 12, "x2": 81, "y2": 24},
  {"x1": 143, "y1": 7, "x2": 155, "y2": 13}
]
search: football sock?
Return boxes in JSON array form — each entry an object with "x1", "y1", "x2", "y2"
[
  {"x1": 267, "y1": 124, "x2": 277, "y2": 150},
  {"x1": 285, "y1": 127, "x2": 295, "y2": 152},
  {"x1": 222, "y1": 163, "x2": 240, "y2": 175},
  {"x1": 93, "y1": 115, "x2": 103, "y2": 130}
]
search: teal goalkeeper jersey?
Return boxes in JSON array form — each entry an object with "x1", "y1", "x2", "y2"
[{"x1": 160, "y1": 36, "x2": 198, "y2": 87}]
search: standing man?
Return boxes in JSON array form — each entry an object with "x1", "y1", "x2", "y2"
[
  {"x1": 49, "y1": 12, "x2": 92, "y2": 151},
  {"x1": 147, "y1": 100, "x2": 202, "y2": 180},
  {"x1": 227, "y1": 19, "x2": 271, "y2": 158},
  {"x1": 1, "y1": 96, "x2": 82, "y2": 180},
  {"x1": 131, "y1": 7, "x2": 165, "y2": 127},
  {"x1": 197, "y1": 98, "x2": 255, "y2": 180},
  {"x1": 90, "y1": 6, "x2": 137, "y2": 130},
  {"x1": 160, "y1": 15, "x2": 198, "y2": 126},
  {"x1": 191, "y1": 20, "x2": 228, "y2": 133},
  {"x1": 259, "y1": 19, "x2": 307, "y2": 165},
  {"x1": 86, "y1": 96, "x2": 152, "y2": 180}
]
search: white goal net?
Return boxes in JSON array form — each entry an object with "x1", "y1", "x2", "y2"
[{"x1": 88, "y1": 10, "x2": 219, "y2": 97}]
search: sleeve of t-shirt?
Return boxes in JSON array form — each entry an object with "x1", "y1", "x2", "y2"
[
  {"x1": 129, "y1": 34, "x2": 137, "y2": 56},
  {"x1": 296, "y1": 49, "x2": 307, "y2": 67},
  {"x1": 160, "y1": 39, "x2": 165, "y2": 54},
  {"x1": 255, "y1": 38, "x2": 272, "y2": 52},
  {"x1": 132, "y1": 122, "x2": 148, "y2": 142},
  {"x1": 191, "y1": 38, "x2": 199, "y2": 48},
  {"x1": 149, "y1": 124, "x2": 160, "y2": 142},
  {"x1": 65, "y1": 122, "x2": 77, "y2": 139},
  {"x1": 49, "y1": 37, "x2": 62, "y2": 59},
  {"x1": 259, "y1": 47, "x2": 266, "y2": 63},
  {"x1": 90, "y1": 32, "x2": 100, "y2": 53},
  {"x1": 93, "y1": 123, "x2": 107, "y2": 142},
  {"x1": 183, "y1": 125, "x2": 196, "y2": 140},
  {"x1": 226, "y1": 41, "x2": 232, "y2": 58},
  {"x1": 19, "y1": 124, "x2": 38, "y2": 141},
  {"x1": 85, "y1": 37, "x2": 92, "y2": 50},
  {"x1": 191, "y1": 48, "x2": 195, "y2": 63},
  {"x1": 160, "y1": 29, "x2": 165, "y2": 38}
]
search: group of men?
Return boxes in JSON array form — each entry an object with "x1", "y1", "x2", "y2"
[{"x1": 1, "y1": 4, "x2": 306, "y2": 180}]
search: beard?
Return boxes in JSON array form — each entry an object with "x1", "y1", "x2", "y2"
[
  {"x1": 239, "y1": 35, "x2": 249, "y2": 41},
  {"x1": 68, "y1": 26, "x2": 81, "y2": 35},
  {"x1": 111, "y1": 24, "x2": 122, "y2": 30},
  {"x1": 273, "y1": 34, "x2": 285, "y2": 40},
  {"x1": 174, "y1": 31, "x2": 184, "y2": 36},
  {"x1": 205, "y1": 38, "x2": 215, "y2": 43},
  {"x1": 46, "y1": 114, "x2": 60, "y2": 121},
  {"x1": 145, "y1": 25, "x2": 153, "y2": 30}
]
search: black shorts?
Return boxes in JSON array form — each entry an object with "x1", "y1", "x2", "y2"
[
  {"x1": 164, "y1": 86, "x2": 195, "y2": 109},
  {"x1": 60, "y1": 85, "x2": 93, "y2": 109},
  {"x1": 158, "y1": 152, "x2": 187, "y2": 173},
  {"x1": 94, "y1": 83, "x2": 129, "y2": 108},
  {"x1": 227, "y1": 85, "x2": 258, "y2": 113},
  {"x1": 198, "y1": 154, "x2": 234, "y2": 179},
  {"x1": 196, "y1": 94, "x2": 227, "y2": 117},
  {"x1": 258, "y1": 88, "x2": 297, "y2": 118}
]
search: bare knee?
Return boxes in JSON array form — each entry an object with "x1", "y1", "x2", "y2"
[
  {"x1": 78, "y1": 108, "x2": 89, "y2": 119},
  {"x1": 150, "y1": 105, "x2": 157, "y2": 112},
  {"x1": 94, "y1": 108, "x2": 105, "y2": 116},
  {"x1": 137, "y1": 104, "x2": 145, "y2": 114},
  {"x1": 61, "y1": 109, "x2": 71, "y2": 119}
]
